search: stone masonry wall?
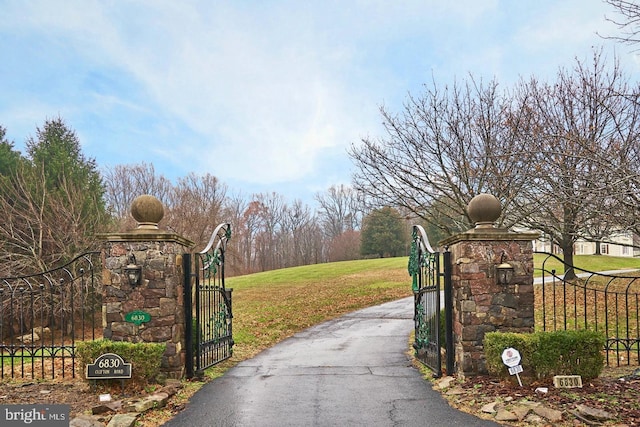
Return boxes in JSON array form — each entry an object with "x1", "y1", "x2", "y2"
[
  {"x1": 102, "y1": 240, "x2": 185, "y2": 379},
  {"x1": 449, "y1": 237, "x2": 535, "y2": 377}
]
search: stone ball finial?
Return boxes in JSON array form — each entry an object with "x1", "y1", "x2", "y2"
[
  {"x1": 131, "y1": 195, "x2": 164, "y2": 230},
  {"x1": 467, "y1": 193, "x2": 502, "y2": 229}
]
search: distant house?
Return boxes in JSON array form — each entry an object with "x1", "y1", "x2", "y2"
[{"x1": 532, "y1": 230, "x2": 640, "y2": 257}]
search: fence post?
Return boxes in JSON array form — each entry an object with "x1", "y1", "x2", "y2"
[
  {"x1": 183, "y1": 253, "x2": 194, "y2": 379},
  {"x1": 440, "y1": 194, "x2": 539, "y2": 379},
  {"x1": 443, "y1": 248, "x2": 455, "y2": 375},
  {"x1": 98, "y1": 195, "x2": 195, "y2": 379}
]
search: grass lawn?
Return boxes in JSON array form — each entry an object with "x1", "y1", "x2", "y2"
[
  {"x1": 225, "y1": 257, "x2": 411, "y2": 364},
  {"x1": 534, "y1": 253, "x2": 640, "y2": 275},
  {"x1": 208, "y1": 254, "x2": 640, "y2": 377},
  {"x1": 142, "y1": 253, "x2": 640, "y2": 425}
]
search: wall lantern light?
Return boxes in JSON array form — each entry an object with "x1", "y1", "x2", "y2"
[
  {"x1": 124, "y1": 253, "x2": 142, "y2": 287},
  {"x1": 496, "y1": 251, "x2": 514, "y2": 285}
]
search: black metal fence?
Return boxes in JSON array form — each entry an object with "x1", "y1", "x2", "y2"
[
  {"x1": 535, "y1": 252, "x2": 640, "y2": 367},
  {"x1": 0, "y1": 252, "x2": 101, "y2": 379},
  {"x1": 184, "y1": 223, "x2": 233, "y2": 379}
]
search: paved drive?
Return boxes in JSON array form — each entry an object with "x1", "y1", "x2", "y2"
[{"x1": 164, "y1": 297, "x2": 499, "y2": 426}]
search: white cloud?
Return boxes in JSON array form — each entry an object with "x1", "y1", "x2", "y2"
[{"x1": 1, "y1": 0, "x2": 638, "y2": 201}]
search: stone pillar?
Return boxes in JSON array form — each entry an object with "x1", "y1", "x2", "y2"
[
  {"x1": 98, "y1": 195, "x2": 194, "y2": 379},
  {"x1": 440, "y1": 194, "x2": 539, "y2": 379}
]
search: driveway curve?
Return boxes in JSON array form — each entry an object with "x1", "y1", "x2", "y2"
[{"x1": 163, "y1": 297, "x2": 498, "y2": 427}]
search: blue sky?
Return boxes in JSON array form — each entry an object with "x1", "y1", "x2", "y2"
[{"x1": 1, "y1": 1, "x2": 638, "y2": 206}]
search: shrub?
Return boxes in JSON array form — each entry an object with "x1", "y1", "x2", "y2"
[
  {"x1": 532, "y1": 330, "x2": 605, "y2": 380},
  {"x1": 76, "y1": 339, "x2": 166, "y2": 387},
  {"x1": 484, "y1": 332, "x2": 536, "y2": 379},
  {"x1": 484, "y1": 330, "x2": 605, "y2": 381}
]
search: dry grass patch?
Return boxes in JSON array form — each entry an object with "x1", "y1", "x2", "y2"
[{"x1": 230, "y1": 259, "x2": 411, "y2": 359}]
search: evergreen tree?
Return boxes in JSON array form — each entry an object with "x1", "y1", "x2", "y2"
[
  {"x1": 360, "y1": 206, "x2": 407, "y2": 258},
  {"x1": 26, "y1": 117, "x2": 106, "y2": 213},
  {"x1": 0, "y1": 118, "x2": 109, "y2": 273},
  {"x1": 0, "y1": 126, "x2": 24, "y2": 176}
]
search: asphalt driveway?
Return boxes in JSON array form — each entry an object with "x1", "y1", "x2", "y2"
[{"x1": 163, "y1": 297, "x2": 498, "y2": 427}]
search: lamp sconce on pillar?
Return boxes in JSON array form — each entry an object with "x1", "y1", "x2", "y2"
[
  {"x1": 496, "y1": 251, "x2": 514, "y2": 285},
  {"x1": 124, "y1": 253, "x2": 142, "y2": 287}
]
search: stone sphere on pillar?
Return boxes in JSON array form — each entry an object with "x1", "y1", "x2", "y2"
[
  {"x1": 131, "y1": 194, "x2": 164, "y2": 230},
  {"x1": 466, "y1": 193, "x2": 502, "y2": 229}
]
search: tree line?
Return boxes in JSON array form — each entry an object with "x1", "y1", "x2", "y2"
[
  {"x1": 3, "y1": 51, "x2": 640, "y2": 280},
  {"x1": 0, "y1": 125, "x2": 409, "y2": 277},
  {"x1": 103, "y1": 164, "x2": 381, "y2": 276},
  {"x1": 4, "y1": 6, "x2": 640, "y2": 279}
]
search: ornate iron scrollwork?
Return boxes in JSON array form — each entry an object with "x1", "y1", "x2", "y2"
[{"x1": 414, "y1": 302, "x2": 430, "y2": 349}]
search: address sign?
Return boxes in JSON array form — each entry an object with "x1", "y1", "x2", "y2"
[{"x1": 86, "y1": 353, "x2": 132, "y2": 380}]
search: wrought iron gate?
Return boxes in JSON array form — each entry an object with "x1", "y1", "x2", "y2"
[
  {"x1": 408, "y1": 225, "x2": 454, "y2": 377},
  {"x1": 184, "y1": 223, "x2": 233, "y2": 379}
]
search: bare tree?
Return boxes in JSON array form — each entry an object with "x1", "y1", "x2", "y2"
[
  {"x1": 600, "y1": 1, "x2": 640, "y2": 241},
  {"x1": 97, "y1": 166, "x2": 403, "y2": 273},
  {"x1": 296, "y1": 219, "x2": 325, "y2": 265},
  {"x1": 349, "y1": 52, "x2": 640, "y2": 277},
  {"x1": 315, "y1": 184, "x2": 364, "y2": 238},
  {"x1": 512, "y1": 51, "x2": 640, "y2": 278},
  {"x1": 237, "y1": 200, "x2": 267, "y2": 273},
  {"x1": 102, "y1": 162, "x2": 173, "y2": 229},
  {"x1": 220, "y1": 192, "x2": 248, "y2": 276},
  {"x1": 603, "y1": 0, "x2": 640, "y2": 47},
  {"x1": 225, "y1": 192, "x2": 327, "y2": 273},
  {"x1": 349, "y1": 77, "x2": 531, "y2": 238},
  {"x1": 165, "y1": 172, "x2": 227, "y2": 248},
  {"x1": 609, "y1": 128, "x2": 640, "y2": 239},
  {"x1": 0, "y1": 119, "x2": 108, "y2": 274},
  {"x1": 280, "y1": 200, "x2": 314, "y2": 267},
  {"x1": 327, "y1": 230, "x2": 361, "y2": 262},
  {"x1": 252, "y1": 192, "x2": 286, "y2": 272}
]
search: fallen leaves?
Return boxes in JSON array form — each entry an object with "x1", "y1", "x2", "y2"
[{"x1": 435, "y1": 367, "x2": 640, "y2": 426}]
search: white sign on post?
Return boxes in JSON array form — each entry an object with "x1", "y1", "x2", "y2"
[
  {"x1": 501, "y1": 347, "x2": 521, "y2": 367},
  {"x1": 501, "y1": 347, "x2": 523, "y2": 387}
]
